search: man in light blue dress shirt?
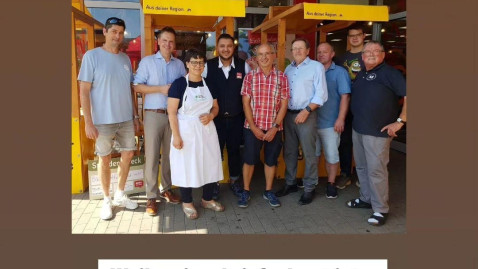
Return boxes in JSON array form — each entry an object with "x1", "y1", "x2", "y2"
[
  {"x1": 276, "y1": 38, "x2": 328, "y2": 205},
  {"x1": 133, "y1": 27, "x2": 186, "y2": 216}
]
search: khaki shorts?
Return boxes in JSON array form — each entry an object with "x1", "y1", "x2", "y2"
[{"x1": 94, "y1": 120, "x2": 136, "y2": 156}]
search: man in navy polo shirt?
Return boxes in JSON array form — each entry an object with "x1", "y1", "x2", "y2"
[
  {"x1": 346, "y1": 41, "x2": 407, "y2": 226},
  {"x1": 203, "y1": 33, "x2": 251, "y2": 199}
]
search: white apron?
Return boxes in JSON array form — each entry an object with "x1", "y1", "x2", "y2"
[{"x1": 170, "y1": 75, "x2": 223, "y2": 188}]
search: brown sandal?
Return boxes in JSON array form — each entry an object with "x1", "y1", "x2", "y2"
[
  {"x1": 182, "y1": 203, "x2": 198, "y2": 219},
  {"x1": 201, "y1": 200, "x2": 225, "y2": 212}
]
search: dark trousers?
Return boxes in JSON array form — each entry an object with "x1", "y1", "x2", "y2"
[
  {"x1": 179, "y1": 182, "x2": 216, "y2": 203},
  {"x1": 339, "y1": 112, "x2": 353, "y2": 176},
  {"x1": 214, "y1": 113, "x2": 244, "y2": 179}
]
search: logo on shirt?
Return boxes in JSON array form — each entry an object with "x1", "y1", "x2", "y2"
[
  {"x1": 366, "y1": 73, "x2": 377, "y2": 81},
  {"x1": 194, "y1": 94, "x2": 206, "y2": 101},
  {"x1": 236, "y1": 72, "x2": 243, "y2": 79},
  {"x1": 123, "y1": 64, "x2": 130, "y2": 72}
]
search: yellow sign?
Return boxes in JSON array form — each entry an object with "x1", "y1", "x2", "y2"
[
  {"x1": 143, "y1": 0, "x2": 245, "y2": 17},
  {"x1": 303, "y1": 3, "x2": 389, "y2": 22}
]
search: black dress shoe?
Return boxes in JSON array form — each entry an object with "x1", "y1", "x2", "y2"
[
  {"x1": 275, "y1": 184, "x2": 299, "y2": 197},
  {"x1": 298, "y1": 191, "x2": 315, "y2": 205}
]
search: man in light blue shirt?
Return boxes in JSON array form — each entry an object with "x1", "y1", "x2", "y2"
[
  {"x1": 316, "y1": 42, "x2": 351, "y2": 199},
  {"x1": 78, "y1": 17, "x2": 140, "y2": 220},
  {"x1": 276, "y1": 38, "x2": 327, "y2": 205},
  {"x1": 134, "y1": 26, "x2": 186, "y2": 216}
]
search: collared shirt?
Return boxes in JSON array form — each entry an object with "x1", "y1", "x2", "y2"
[
  {"x1": 202, "y1": 57, "x2": 251, "y2": 79},
  {"x1": 351, "y1": 62, "x2": 406, "y2": 137},
  {"x1": 284, "y1": 57, "x2": 328, "y2": 110},
  {"x1": 133, "y1": 51, "x2": 186, "y2": 109},
  {"x1": 317, "y1": 62, "x2": 351, "y2": 129},
  {"x1": 240, "y1": 66, "x2": 290, "y2": 130}
]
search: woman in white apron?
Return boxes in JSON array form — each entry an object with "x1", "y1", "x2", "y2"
[{"x1": 167, "y1": 49, "x2": 224, "y2": 219}]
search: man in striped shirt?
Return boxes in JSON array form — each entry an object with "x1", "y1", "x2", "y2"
[{"x1": 238, "y1": 43, "x2": 290, "y2": 208}]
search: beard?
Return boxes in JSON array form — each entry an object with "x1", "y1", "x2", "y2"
[{"x1": 219, "y1": 54, "x2": 233, "y2": 62}]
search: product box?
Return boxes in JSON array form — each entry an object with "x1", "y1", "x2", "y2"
[{"x1": 88, "y1": 155, "x2": 145, "y2": 200}]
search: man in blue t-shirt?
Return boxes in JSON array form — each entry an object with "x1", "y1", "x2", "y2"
[
  {"x1": 346, "y1": 41, "x2": 407, "y2": 226},
  {"x1": 316, "y1": 42, "x2": 351, "y2": 199},
  {"x1": 78, "y1": 17, "x2": 140, "y2": 220}
]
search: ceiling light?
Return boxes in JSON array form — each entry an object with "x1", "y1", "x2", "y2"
[
  {"x1": 368, "y1": 21, "x2": 373, "y2": 26},
  {"x1": 365, "y1": 33, "x2": 372, "y2": 36},
  {"x1": 388, "y1": 50, "x2": 392, "y2": 53},
  {"x1": 399, "y1": 26, "x2": 407, "y2": 29},
  {"x1": 387, "y1": 40, "x2": 396, "y2": 43},
  {"x1": 208, "y1": 33, "x2": 212, "y2": 37},
  {"x1": 400, "y1": 35, "x2": 405, "y2": 38},
  {"x1": 330, "y1": 39, "x2": 342, "y2": 42},
  {"x1": 327, "y1": 33, "x2": 333, "y2": 35},
  {"x1": 320, "y1": 22, "x2": 324, "y2": 26},
  {"x1": 381, "y1": 29, "x2": 385, "y2": 32},
  {"x1": 124, "y1": 31, "x2": 128, "y2": 35},
  {"x1": 234, "y1": 39, "x2": 238, "y2": 45}
]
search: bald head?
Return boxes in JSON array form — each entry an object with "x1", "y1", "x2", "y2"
[{"x1": 317, "y1": 42, "x2": 335, "y2": 68}]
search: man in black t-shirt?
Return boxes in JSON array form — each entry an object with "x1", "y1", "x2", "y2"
[
  {"x1": 334, "y1": 23, "x2": 366, "y2": 190},
  {"x1": 346, "y1": 41, "x2": 407, "y2": 226}
]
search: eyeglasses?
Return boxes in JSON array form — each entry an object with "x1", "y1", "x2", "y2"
[
  {"x1": 348, "y1": 33, "x2": 364, "y2": 38},
  {"x1": 189, "y1": 61, "x2": 205, "y2": 67},
  {"x1": 362, "y1": 49, "x2": 384, "y2": 56},
  {"x1": 256, "y1": 52, "x2": 274, "y2": 58},
  {"x1": 291, "y1": 47, "x2": 306, "y2": 52}
]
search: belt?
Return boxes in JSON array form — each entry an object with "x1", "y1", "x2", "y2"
[
  {"x1": 219, "y1": 112, "x2": 241, "y2": 118},
  {"x1": 287, "y1": 109, "x2": 303, "y2": 113},
  {"x1": 145, "y1": 109, "x2": 167, "y2": 114}
]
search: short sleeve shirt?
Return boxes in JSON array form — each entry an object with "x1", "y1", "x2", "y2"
[
  {"x1": 317, "y1": 62, "x2": 351, "y2": 129},
  {"x1": 77, "y1": 47, "x2": 134, "y2": 125},
  {"x1": 351, "y1": 63, "x2": 406, "y2": 137},
  {"x1": 335, "y1": 51, "x2": 364, "y2": 82},
  {"x1": 240, "y1": 67, "x2": 290, "y2": 131},
  {"x1": 169, "y1": 77, "x2": 217, "y2": 109}
]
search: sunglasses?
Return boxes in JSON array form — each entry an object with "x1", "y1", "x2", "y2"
[{"x1": 105, "y1": 17, "x2": 125, "y2": 27}]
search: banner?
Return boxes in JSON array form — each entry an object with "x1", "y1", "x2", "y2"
[
  {"x1": 304, "y1": 3, "x2": 389, "y2": 22},
  {"x1": 143, "y1": 0, "x2": 245, "y2": 17}
]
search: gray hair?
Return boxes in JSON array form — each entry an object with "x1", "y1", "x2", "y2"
[
  {"x1": 255, "y1": 43, "x2": 276, "y2": 54},
  {"x1": 363, "y1": 40, "x2": 385, "y2": 52}
]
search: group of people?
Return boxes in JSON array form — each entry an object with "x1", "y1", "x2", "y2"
[{"x1": 78, "y1": 18, "x2": 406, "y2": 227}]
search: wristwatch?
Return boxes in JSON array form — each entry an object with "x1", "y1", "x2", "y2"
[
  {"x1": 305, "y1": 105, "x2": 312, "y2": 113},
  {"x1": 272, "y1": 123, "x2": 280, "y2": 129},
  {"x1": 396, "y1": 117, "x2": 406, "y2": 125}
]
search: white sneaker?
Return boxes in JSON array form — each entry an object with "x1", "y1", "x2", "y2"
[
  {"x1": 100, "y1": 198, "x2": 113, "y2": 220},
  {"x1": 112, "y1": 193, "x2": 138, "y2": 210}
]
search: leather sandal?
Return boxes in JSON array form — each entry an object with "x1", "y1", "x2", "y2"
[
  {"x1": 201, "y1": 200, "x2": 225, "y2": 212},
  {"x1": 346, "y1": 198, "x2": 372, "y2": 209},
  {"x1": 182, "y1": 203, "x2": 198, "y2": 219}
]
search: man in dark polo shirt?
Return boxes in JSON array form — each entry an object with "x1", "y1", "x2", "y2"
[
  {"x1": 346, "y1": 41, "x2": 407, "y2": 226},
  {"x1": 203, "y1": 33, "x2": 251, "y2": 198}
]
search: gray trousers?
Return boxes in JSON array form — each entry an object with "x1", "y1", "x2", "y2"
[
  {"x1": 144, "y1": 111, "x2": 172, "y2": 199},
  {"x1": 284, "y1": 111, "x2": 318, "y2": 192},
  {"x1": 352, "y1": 129, "x2": 392, "y2": 213}
]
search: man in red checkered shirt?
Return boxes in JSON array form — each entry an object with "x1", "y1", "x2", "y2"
[{"x1": 238, "y1": 43, "x2": 290, "y2": 208}]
